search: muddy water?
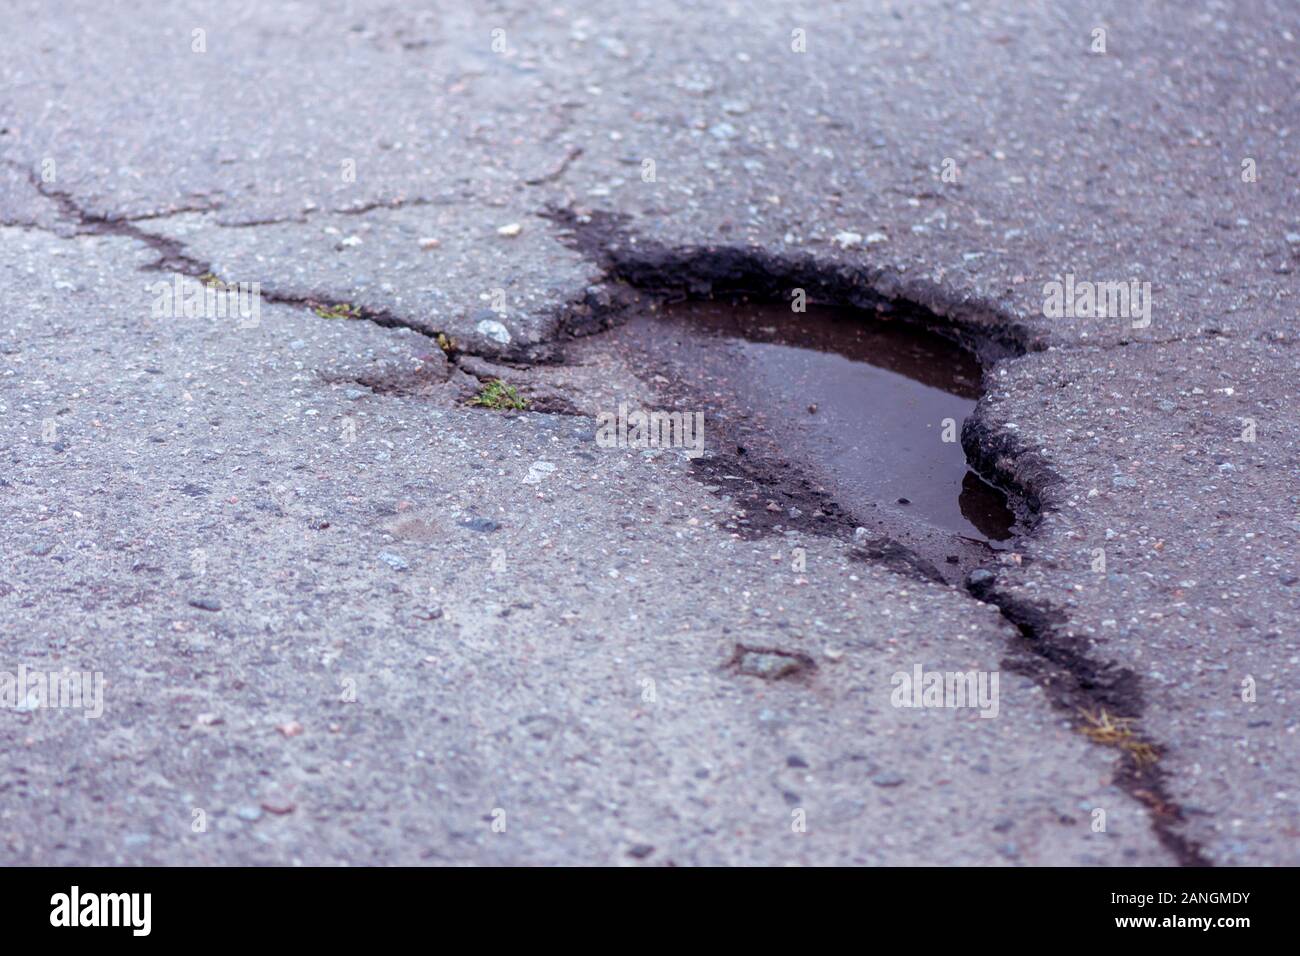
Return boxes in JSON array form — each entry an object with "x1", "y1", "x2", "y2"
[{"x1": 597, "y1": 300, "x2": 1013, "y2": 582}]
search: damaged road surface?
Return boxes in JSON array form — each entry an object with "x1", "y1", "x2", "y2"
[
  {"x1": 0, "y1": 231, "x2": 1168, "y2": 865},
  {"x1": 1, "y1": 0, "x2": 1297, "y2": 869},
  {"x1": 565, "y1": 298, "x2": 1015, "y2": 583}
]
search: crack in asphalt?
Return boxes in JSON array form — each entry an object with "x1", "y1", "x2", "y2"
[
  {"x1": 962, "y1": 415, "x2": 1212, "y2": 867},
  {"x1": 522, "y1": 145, "x2": 584, "y2": 185},
  {"x1": 1, "y1": 158, "x2": 469, "y2": 229},
  {"x1": 3, "y1": 159, "x2": 212, "y2": 273},
  {"x1": 113, "y1": 203, "x2": 226, "y2": 223},
  {"x1": 1, "y1": 160, "x2": 462, "y2": 346},
  {"x1": 1, "y1": 166, "x2": 1215, "y2": 862}
]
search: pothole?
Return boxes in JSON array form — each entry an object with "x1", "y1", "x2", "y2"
[
  {"x1": 484, "y1": 217, "x2": 1207, "y2": 861},
  {"x1": 563, "y1": 297, "x2": 1018, "y2": 584}
]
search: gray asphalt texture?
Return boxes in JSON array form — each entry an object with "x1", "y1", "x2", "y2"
[{"x1": 0, "y1": 1, "x2": 1296, "y2": 865}]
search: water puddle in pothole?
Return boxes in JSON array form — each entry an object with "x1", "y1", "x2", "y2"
[{"x1": 579, "y1": 299, "x2": 1014, "y2": 583}]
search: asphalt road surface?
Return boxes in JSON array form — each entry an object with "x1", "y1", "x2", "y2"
[{"x1": 0, "y1": 1, "x2": 1296, "y2": 865}]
